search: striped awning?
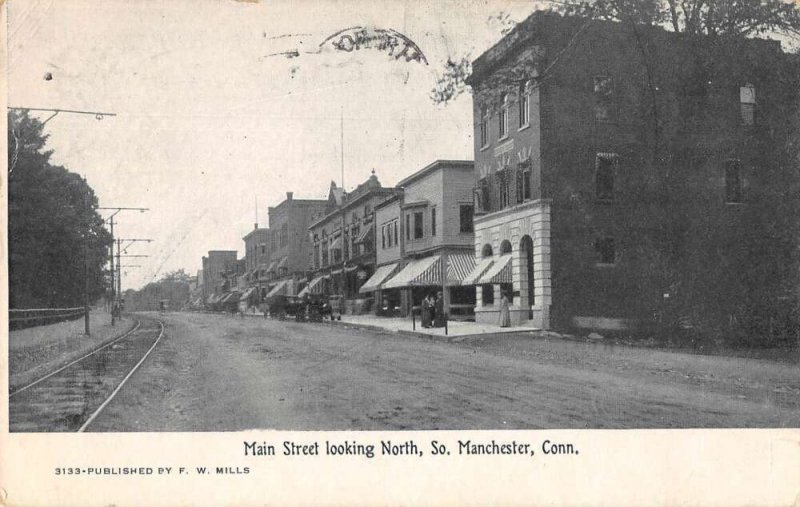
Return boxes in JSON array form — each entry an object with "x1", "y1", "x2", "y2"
[
  {"x1": 329, "y1": 235, "x2": 342, "y2": 250},
  {"x1": 240, "y1": 287, "x2": 256, "y2": 301},
  {"x1": 276, "y1": 257, "x2": 288, "y2": 269},
  {"x1": 297, "y1": 276, "x2": 325, "y2": 297},
  {"x1": 359, "y1": 263, "x2": 399, "y2": 293},
  {"x1": 353, "y1": 226, "x2": 373, "y2": 244},
  {"x1": 445, "y1": 253, "x2": 477, "y2": 285},
  {"x1": 477, "y1": 254, "x2": 513, "y2": 284},
  {"x1": 462, "y1": 257, "x2": 495, "y2": 285},
  {"x1": 265, "y1": 261, "x2": 277, "y2": 273},
  {"x1": 266, "y1": 280, "x2": 289, "y2": 298},
  {"x1": 382, "y1": 256, "x2": 440, "y2": 289}
]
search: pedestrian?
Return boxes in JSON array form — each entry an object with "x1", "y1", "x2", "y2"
[
  {"x1": 421, "y1": 294, "x2": 433, "y2": 328},
  {"x1": 433, "y1": 291, "x2": 445, "y2": 328},
  {"x1": 499, "y1": 291, "x2": 511, "y2": 328}
]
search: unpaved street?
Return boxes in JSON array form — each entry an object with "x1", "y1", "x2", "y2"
[{"x1": 90, "y1": 312, "x2": 800, "y2": 431}]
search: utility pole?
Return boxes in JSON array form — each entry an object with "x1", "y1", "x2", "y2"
[{"x1": 97, "y1": 206, "x2": 149, "y2": 325}]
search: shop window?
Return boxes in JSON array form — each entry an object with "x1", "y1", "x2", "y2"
[
  {"x1": 414, "y1": 211, "x2": 424, "y2": 239},
  {"x1": 482, "y1": 284, "x2": 495, "y2": 305},
  {"x1": 595, "y1": 237, "x2": 616, "y2": 265},
  {"x1": 725, "y1": 159, "x2": 743, "y2": 203},
  {"x1": 596, "y1": 153, "x2": 618, "y2": 201},
  {"x1": 459, "y1": 205, "x2": 474, "y2": 233},
  {"x1": 740, "y1": 85, "x2": 756, "y2": 126}
]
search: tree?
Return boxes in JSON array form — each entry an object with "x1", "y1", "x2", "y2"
[
  {"x1": 8, "y1": 110, "x2": 112, "y2": 308},
  {"x1": 431, "y1": 0, "x2": 800, "y2": 104}
]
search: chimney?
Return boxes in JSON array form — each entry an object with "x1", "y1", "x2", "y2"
[{"x1": 286, "y1": 191, "x2": 294, "y2": 201}]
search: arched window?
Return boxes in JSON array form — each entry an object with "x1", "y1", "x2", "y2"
[
  {"x1": 519, "y1": 80, "x2": 532, "y2": 128},
  {"x1": 481, "y1": 244, "x2": 494, "y2": 258},
  {"x1": 499, "y1": 94, "x2": 509, "y2": 139},
  {"x1": 500, "y1": 240, "x2": 512, "y2": 255}
]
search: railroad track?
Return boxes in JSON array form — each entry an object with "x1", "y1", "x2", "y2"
[{"x1": 9, "y1": 316, "x2": 166, "y2": 432}]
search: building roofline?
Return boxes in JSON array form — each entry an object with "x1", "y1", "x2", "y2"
[
  {"x1": 242, "y1": 227, "x2": 269, "y2": 241},
  {"x1": 397, "y1": 160, "x2": 474, "y2": 188},
  {"x1": 308, "y1": 187, "x2": 402, "y2": 229}
]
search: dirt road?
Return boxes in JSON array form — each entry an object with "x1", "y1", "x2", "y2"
[{"x1": 89, "y1": 312, "x2": 800, "y2": 431}]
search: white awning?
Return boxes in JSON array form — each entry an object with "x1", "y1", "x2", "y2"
[
  {"x1": 297, "y1": 276, "x2": 325, "y2": 297},
  {"x1": 477, "y1": 254, "x2": 513, "y2": 284},
  {"x1": 240, "y1": 287, "x2": 256, "y2": 301},
  {"x1": 462, "y1": 256, "x2": 495, "y2": 285},
  {"x1": 276, "y1": 257, "x2": 288, "y2": 269},
  {"x1": 358, "y1": 263, "x2": 399, "y2": 293},
  {"x1": 266, "y1": 280, "x2": 289, "y2": 298}
]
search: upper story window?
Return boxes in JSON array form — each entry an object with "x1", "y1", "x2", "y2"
[
  {"x1": 595, "y1": 237, "x2": 616, "y2": 265},
  {"x1": 279, "y1": 223, "x2": 288, "y2": 248},
  {"x1": 405, "y1": 214, "x2": 411, "y2": 240},
  {"x1": 519, "y1": 81, "x2": 532, "y2": 128},
  {"x1": 595, "y1": 153, "x2": 618, "y2": 202},
  {"x1": 393, "y1": 219, "x2": 398, "y2": 245},
  {"x1": 498, "y1": 169, "x2": 510, "y2": 209},
  {"x1": 364, "y1": 204, "x2": 372, "y2": 217},
  {"x1": 431, "y1": 206, "x2": 437, "y2": 236},
  {"x1": 381, "y1": 224, "x2": 387, "y2": 249},
  {"x1": 499, "y1": 94, "x2": 509, "y2": 139},
  {"x1": 260, "y1": 244, "x2": 266, "y2": 255},
  {"x1": 479, "y1": 107, "x2": 489, "y2": 148},
  {"x1": 321, "y1": 240, "x2": 329, "y2": 266},
  {"x1": 594, "y1": 76, "x2": 613, "y2": 122},
  {"x1": 516, "y1": 160, "x2": 531, "y2": 203},
  {"x1": 414, "y1": 211, "x2": 424, "y2": 239},
  {"x1": 740, "y1": 84, "x2": 756, "y2": 126},
  {"x1": 725, "y1": 159, "x2": 743, "y2": 204},
  {"x1": 459, "y1": 205, "x2": 474, "y2": 233}
]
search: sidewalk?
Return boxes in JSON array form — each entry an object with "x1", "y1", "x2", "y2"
[{"x1": 333, "y1": 314, "x2": 540, "y2": 339}]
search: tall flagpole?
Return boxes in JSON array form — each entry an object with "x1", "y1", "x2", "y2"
[{"x1": 341, "y1": 106, "x2": 344, "y2": 190}]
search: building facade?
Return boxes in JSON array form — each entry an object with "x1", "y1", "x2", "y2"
[
  {"x1": 467, "y1": 11, "x2": 800, "y2": 334},
  {"x1": 242, "y1": 226, "x2": 271, "y2": 305},
  {"x1": 265, "y1": 192, "x2": 327, "y2": 298},
  {"x1": 201, "y1": 250, "x2": 238, "y2": 305},
  {"x1": 306, "y1": 173, "x2": 402, "y2": 314},
  {"x1": 373, "y1": 160, "x2": 477, "y2": 317}
]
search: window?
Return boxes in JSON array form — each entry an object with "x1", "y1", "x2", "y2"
[
  {"x1": 498, "y1": 170, "x2": 510, "y2": 209},
  {"x1": 459, "y1": 205, "x2": 474, "y2": 233},
  {"x1": 479, "y1": 107, "x2": 488, "y2": 147},
  {"x1": 519, "y1": 81, "x2": 531, "y2": 128},
  {"x1": 260, "y1": 244, "x2": 266, "y2": 255},
  {"x1": 313, "y1": 244, "x2": 320, "y2": 269},
  {"x1": 431, "y1": 207, "x2": 437, "y2": 236},
  {"x1": 740, "y1": 85, "x2": 755, "y2": 126},
  {"x1": 321, "y1": 240, "x2": 329, "y2": 266},
  {"x1": 280, "y1": 223, "x2": 288, "y2": 248},
  {"x1": 596, "y1": 153, "x2": 618, "y2": 201},
  {"x1": 414, "y1": 211, "x2": 424, "y2": 239},
  {"x1": 406, "y1": 214, "x2": 411, "y2": 240},
  {"x1": 479, "y1": 178, "x2": 491, "y2": 212},
  {"x1": 725, "y1": 159, "x2": 743, "y2": 203},
  {"x1": 381, "y1": 225, "x2": 386, "y2": 249},
  {"x1": 393, "y1": 219, "x2": 398, "y2": 245},
  {"x1": 364, "y1": 204, "x2": 371, "y2": 217},
  {"x1": 594, "y1": 76, "x2": 613, "y2": 121},
  {"x1": 499, "y1": 94, "x2": 509, "y2": 139},
  {"x1": 595, "y1": 237, "x2": 616, "y2": 265},
  {"x1": 482, "y1": 284, "x2": 495, "y2": 305},
  {"x1": 516, "y1": 160, "x2": 531, "y2": 203}
]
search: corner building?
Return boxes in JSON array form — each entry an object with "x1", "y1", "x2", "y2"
[{"x1": 467, "y1": 12, "x2": 799, "y2": 333}]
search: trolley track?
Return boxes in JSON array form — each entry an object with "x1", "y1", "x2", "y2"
[{"x1": 9, "y1": 316, "x2": 166, "y2": 432}]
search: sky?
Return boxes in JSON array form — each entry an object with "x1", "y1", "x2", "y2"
[
  {"x1": 8, "y1": 0, "x2": 543, "y2": 290},
  {"x1": 9, "y1": 0, "x2": 796, "y2": 291}
]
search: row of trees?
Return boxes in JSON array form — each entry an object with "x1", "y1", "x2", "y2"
[
  {"x1": 123, "y1": 270, "x2": 192, "y2": 312},
  {"x1": 8, "y1": 110, "x2": 112, "y2": 309}
]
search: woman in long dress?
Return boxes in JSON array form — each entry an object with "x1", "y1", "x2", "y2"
[
  {"x1": 421, "y1": 294, "x2": 433, "y2": 328},
  {"x1": 499, "y1": 292, "x2": 511, "y2": 327}
]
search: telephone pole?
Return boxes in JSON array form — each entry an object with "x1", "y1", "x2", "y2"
[{"x1": 98, "y1": 207, "x2": 149, "y2": 325}]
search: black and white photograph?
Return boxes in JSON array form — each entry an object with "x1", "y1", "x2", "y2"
[{"x1": 3, "y1": 0, "x2": 800, "y2": 504}]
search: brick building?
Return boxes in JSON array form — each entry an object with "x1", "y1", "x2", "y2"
[
  {"x1": 305, "y1": 173, "x2": 401, "y2": 314},
  {"x1": 201, "y1": 250, "x2": 237, "y2": 305},
  {"x1": 264, "y1": 192, "x2": 327, "y2": 298},
  {"x1": 242, "y1": 226, "x2": 271, "y2": 305},
  {"x1": 467, "y1": 12, "x2": 799, "y2": 334}
]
